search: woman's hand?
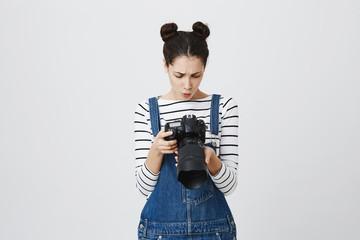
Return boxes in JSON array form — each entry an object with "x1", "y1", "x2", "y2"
[
  {"x1": 203, "y1": 146, "x2": 222, "y2": 176},
  {"x1": 151, "y1": 128, "x2": 178, "y2": 156},
  {"x1": 175, "y1": 145, "x2": 222, "y2": 176},
  {"x1": 146, "y1": 128, "x2": 177, "y2": 175}
]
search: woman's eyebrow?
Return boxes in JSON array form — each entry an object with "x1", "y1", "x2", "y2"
[{"x1": 174, "y1": 71, "x2": 202, "y2": 75}]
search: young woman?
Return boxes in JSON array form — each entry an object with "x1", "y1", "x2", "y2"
[{"x1": 134, "y1": 21, "x2": 239, "y2": 240}]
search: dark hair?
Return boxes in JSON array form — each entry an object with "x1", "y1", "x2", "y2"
[{"x1": 160, "y1": 21, "x2": 210, "y2": 68}]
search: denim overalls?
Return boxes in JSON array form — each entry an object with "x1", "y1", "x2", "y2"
[{"x1": 138, "y1": 94, "x2": 237, "y2": 240}]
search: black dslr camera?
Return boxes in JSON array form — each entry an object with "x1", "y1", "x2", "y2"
[{"x1": 165, "y1": 114, "x2": 208, "y2": 189}]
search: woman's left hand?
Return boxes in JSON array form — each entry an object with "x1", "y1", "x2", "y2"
[
  {"x1": 203, "y1": 146, "x2": 222, "y2": 176},
  {"x1": 175, "y1": 146, "x2": 222, "y2": 176}
]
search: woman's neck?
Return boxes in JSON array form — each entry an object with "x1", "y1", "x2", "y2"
[{"x1": 159, "y1": 90, "x2": 210, "y2": 100}]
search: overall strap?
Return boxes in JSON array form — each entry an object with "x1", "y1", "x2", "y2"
[
  {"x1": 210, "y1": 94, "x2": 221, "y2": 135},
  {"x1": 148, "y1": 97, "x2": 161, "y2": 136}
]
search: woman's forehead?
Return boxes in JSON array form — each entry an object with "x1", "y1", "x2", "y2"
[{"x1": 170, "y1": 56, "x2": 204, "y2": 73}]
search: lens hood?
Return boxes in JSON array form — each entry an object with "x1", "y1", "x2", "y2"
[{"x1": 177, "y1": 144, "x2": 208, "y2": 189}]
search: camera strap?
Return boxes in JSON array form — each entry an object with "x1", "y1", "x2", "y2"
[{"x1": 148, "y1": 97, "x2": 161, "y2": 136}]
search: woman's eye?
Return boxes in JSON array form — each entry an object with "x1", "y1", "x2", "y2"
[{"x1": 175, "y1": 75, "x2": 200, "y2": 78}]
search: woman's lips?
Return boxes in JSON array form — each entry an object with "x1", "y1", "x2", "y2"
[{"x1": 183, "y1": 93, "x2": 191, "y2": 98}]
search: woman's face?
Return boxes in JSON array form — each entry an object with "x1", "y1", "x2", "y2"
[{"x1": 164, "y1": 56, "x2": 205, "y2": 100}]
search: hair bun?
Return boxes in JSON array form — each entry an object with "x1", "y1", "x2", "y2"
[
  {"x1": 160, "y1": 23, "x2": 178, "y2": 42},
  {"x1": 192, "y1": 21, "x2": 210, "y2": 40}
]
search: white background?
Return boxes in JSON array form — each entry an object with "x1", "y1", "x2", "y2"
[{"x1": 0, "y1": 0, "x2": 359, "y2": 239}]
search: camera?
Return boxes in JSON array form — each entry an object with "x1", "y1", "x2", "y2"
[{"x1": 165, "y1": 114, "x2": 208, "y2": 189}]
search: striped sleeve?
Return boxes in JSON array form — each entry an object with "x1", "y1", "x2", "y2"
[
  {"x1": 210, "y1": 97, "x2": 239, "y2": 196},
  {"x1": 134, "y1": 101, "x2": 159, "y2": 198}
]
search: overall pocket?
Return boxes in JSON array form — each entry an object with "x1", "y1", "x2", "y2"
[{"x1": 182, "y1": 176, "x2": 214, "y2": 205}]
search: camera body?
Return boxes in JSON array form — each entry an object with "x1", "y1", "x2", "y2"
[{"x1": 165, "y1": 114, "x2": 208, "y2": 189}]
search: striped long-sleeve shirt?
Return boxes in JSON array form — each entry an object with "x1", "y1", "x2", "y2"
[{"x1": 133, "y1": 95, "x2": 239, "y2": 199}]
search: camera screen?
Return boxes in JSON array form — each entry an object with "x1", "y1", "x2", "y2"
[{"x1": 169, "y1": 122, "x2": 181, "y2": 127}]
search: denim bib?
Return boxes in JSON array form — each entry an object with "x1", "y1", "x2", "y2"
[{"x1": 138, "y1": 94, "x2": 236, "y2": 239}]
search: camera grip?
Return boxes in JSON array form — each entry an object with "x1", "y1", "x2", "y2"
[{"x1": 164, "y1": 129, "x2": 176, "y2": 141}]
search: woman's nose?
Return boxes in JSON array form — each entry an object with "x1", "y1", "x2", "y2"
[{"x1": 184, "y1": 77, "x2": 192, "y2": 89}]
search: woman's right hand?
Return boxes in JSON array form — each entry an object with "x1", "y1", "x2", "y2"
[{"x1": 151, "y1": 128, "x2": 178, "y2": 155}]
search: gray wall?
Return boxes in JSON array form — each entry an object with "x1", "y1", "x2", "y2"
[{"x1": 0, "y1": 0, "x2": 359, "y2": 239}]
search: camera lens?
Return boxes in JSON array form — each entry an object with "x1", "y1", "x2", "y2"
[{"x1": 177, "y1": 139, "x2": 208, "y2": 189}]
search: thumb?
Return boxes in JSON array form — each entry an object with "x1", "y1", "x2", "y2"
[{"x1": 205, "y1": 156, "x2": 210, "y2": 165}]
